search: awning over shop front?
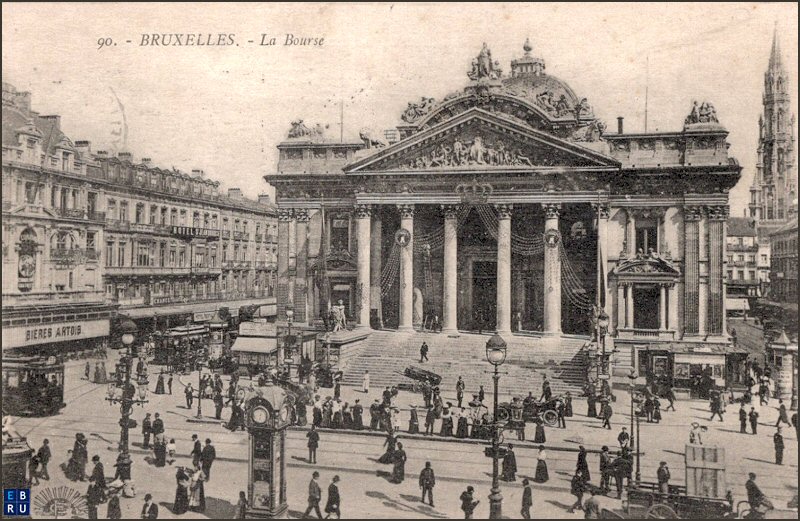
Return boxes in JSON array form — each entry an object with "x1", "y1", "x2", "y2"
[
  {"x1": 635, "y1": 341, "x2": 751, "y2": 355},
  {"x1": 726, "y1": 298, "x2": 750, "y2": 311},
  {"x1": 231, "y1": 336, "x2": 277, "y2": 354}
]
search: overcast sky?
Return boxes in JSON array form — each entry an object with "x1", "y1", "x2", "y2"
[{"x1": 3, "y1": 3, "x2": 797, "y2": 214}]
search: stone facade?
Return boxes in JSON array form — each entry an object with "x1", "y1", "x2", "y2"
[{"x1": 265, "y1": 41, "x2": 743, "y2": 387}]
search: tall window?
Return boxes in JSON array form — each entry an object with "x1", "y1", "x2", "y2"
[
  {"x1": 107, "y1": 200, "x2": 117, "y2": 220},
  {"x1": 170, "y1": 209, "x2": 178, "y2": 225},
  {"x1": 117, "y1": 243, "x2": 126, "y2": 267},
  {"x1": 178, "y1": 247, "x2": 186, "y2": 267},
  {"x1": 87, "y1": 232, "x2": 96, "y2": 252},
  {"x1": 635, "y1": 224, "x2": 658, "y2": 255},
  {"x1": 106, "y1": 241, "x2": 114, "y2": 267},
  {"x1": 135, "y1": 204, "x2": 145, "y2": 224},
  {"x1": 159, "y1": 243, "x2": 166, "y2": 267},
  {"x1": 137, "y1": 244, "x2": 149, "y2": 266},
  {"x1": 119, "y1": 202, "x2": 129, "y2": 222}
]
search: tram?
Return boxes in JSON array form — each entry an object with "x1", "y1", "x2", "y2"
[{"x1": 2, "y1": 354, "x2": 66, "y2": 416}]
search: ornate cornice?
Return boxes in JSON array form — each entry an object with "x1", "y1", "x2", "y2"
[
  {"x1": 397, "y1": 204, "x2": 415, "y2": 219},
  {"x1": 591, "y1": 202, "x2": 610, "y2": 219},
  {"x1": 706, "y1": 205, "x2": 729, "y2": 221},
  {"x1": 630, "y1": 207, "x2": 666, "y2": 220},
  {"x1": 441, "y1": 204, "x2": 461, "y2": 219},
  {"x1": 294, "y1": 209, "x2": 310, "y2": 223},
  {"x1": 494, "y1": 203, "x2": 513, "y2": 219},
  {"x1": 353, "y1": 204, "x2": 373, "y2": 219},
  {"x1": 542, "y1": 203, "x2": 561, "y2": 219},
  {"x1": 277, "y1": 208, "x2": 294, "y2": 222},
  {"x1": 683, "y1": 206, "x2": 704, "y2": 221}
]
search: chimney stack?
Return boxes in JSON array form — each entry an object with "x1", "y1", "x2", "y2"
[
  {"x1": 257, "y1": 194, "x2": 271, "y2": 205},
  {"x1": 617, "y1": 117, "x2": 624, "y2": 135},
  {"x1": 228, "y1": 187, "x2": 243, "y2": 199},
  {"x1": 75, "y1": 141, "x2": 92, "y2": 154},
  {"x1": 191, "y1": 169, "x2": 205, "y2": 178},
  {"x1": 141, "y1": 157, "x2": 152, "y2": 167},
  {"x1": 96, "y1": 150, "x2": 108, "y2": 158},
  {"x1": 118, "y1": 151, "x2": 133, "y2": 162},
  {"x1": 41, "y1": 115, "x2": 61, "y2": 131}
]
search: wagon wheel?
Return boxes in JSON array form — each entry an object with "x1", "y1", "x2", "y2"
[
  {"x1": 646, "y1": 504, "x2": 678, "y2": 519},
  {"x1": 541, "y1": 409, "x2": 559, "y2": 427}
]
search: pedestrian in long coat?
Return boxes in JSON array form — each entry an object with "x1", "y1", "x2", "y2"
[
  {"x1": 521, "y1": 478, "x2": 533, "y2": 519},
  {"x1": 408, "y1": 406, "x2": 420, "y2": 434},
  {"x1": 392, "y1": 442, "x2": 407, "y2": 483},
  {"x1": 501, "y1": 444, "x2": 517, "y2": 481},
  {"x1": 89, "y1": 455, "x2": 106, "y2": 490},
  {"x1": 773, "y1": 428, "x2": 784, "y2": 465},
  {"x1": 201, "y1": 439, "x2": 216, "y2": 481},
  {"x1": 586, "y1": 384, "x2": 597, "y2": 418},
  {"x1": 776, "y1": 399, "x2": 791, "y2": 427},
  {"x1": 173, "y1": 467, "x2": 190, "y2": 515},
  {"x1": 601, "y1": 401, "x2": 613, "y2": 429},
  {"x1": 106, "y1": 493, "x2": 122, "y2": 519},
  {"x1": 739, "y1": 404, "x2": 748, "y2": 433},
  {"x1": 533, "y1": 417, "x2": 546, "y2": 443},
  {"x1": 155, "y1": 373, "x2": 165, "y2": 394},
  {"x1": 564, "y1": 391, "x2": 574, "y2": 417},
  {"x1": 324, "y1": 476, "x2": 341, "y2": 519},
  {"x1": 569, "y1": 470, "x2": 585, "y2": 512},
  {"x1": 440, "y1": 406, "x2": 454, "y2": 436},
  {"x1": 419, "y1": 462, "x2": 436, "y2": 506},
  {"x1": 460, "y1": 486, "x2": 479, "y2": 519},
  {"x1": 378, "y1": 433, "x2": 397, "y2": 464},
  {"x1": 369, "y1": 400, "x2": 381, "y2": 430},
  {"x1": 424, "y1": 406, "x2": 436, "y2": 435},
  {"x1": 653, "y1": 397, "x2": 662, "y2": 423},
  {"x1": 352, "y1": 400, "x2": 363, "y2": 430},
  {"x1": 749, "y1": 408, "x2": 759, "y2": 434},
  {"x1": 599, "y1": 446, "x2": 612, "y2": 492},
  {"x1": 307, "y1": 425, "x2": 319, "y2": 464},
  {"x1": 142, "y1": 413, "x2": 152, "y2": 449}
]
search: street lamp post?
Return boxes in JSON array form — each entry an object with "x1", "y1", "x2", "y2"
[
  {"x1": 634, "y1": 403, "x2": 641, "y2": 483},
  {"x1": 485, "y1": 334, "x2": 507, "y2": 520},
  {"x1": 196, "y1": 360, "x2": 206, "y2": 419},
  {"x1": 627, "y1": 370, "x2": 637, "y2": 453},
  {"x1": 106, "y1": 318, "x2": 149, "y2": 453}
]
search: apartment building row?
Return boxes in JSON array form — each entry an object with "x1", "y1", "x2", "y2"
[{"x1": 1, "y1": 82, "x2": 277, "y2": 354}]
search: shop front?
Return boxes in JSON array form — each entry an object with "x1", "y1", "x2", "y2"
[{"x1": 1, "y1": 306, "x2": 113, "y2": 358}]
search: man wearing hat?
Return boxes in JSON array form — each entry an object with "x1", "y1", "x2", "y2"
[
  {"x1": 617, "y1": 427, "x2": 629, "y2": 448},
  {"x1": 460, "y1": 486, "x2": 479, "y2": 519},
  {"x1": 599, "y1": 446, "x2": 612, "y2": 493},
  {"x1": 657, "y1": 461, "x2": 671, "y2": 493},
  {"x1": 191, "y1": 434, "x2": 202, "y2": 468},
  {"x1": 749, "y1": 407, "x2": 759, "y2": 435},
  {"x1": 773, "y1": 428, "x2": 784, "y2": 465},
  {"x1": 89, "y1": 455, "x2": 106, "y2": 489},
  {"x1": 521, "y1": 478, "x2": 533, "y2": 519},
  {"x1": 142, "y1": 413, "x2": 152, "y2": 449},
  {"x1": 419, "y1": 461, "x2": 436, "y2": 506},
  {"x1": 141, "y1": 493, "x2": 159, "y2": 519}
]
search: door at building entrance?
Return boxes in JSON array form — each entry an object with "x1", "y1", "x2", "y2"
[{"x1": 472, "y1": 261, "x2": 496, "y2": 331}]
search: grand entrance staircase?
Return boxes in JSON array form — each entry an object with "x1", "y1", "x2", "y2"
[{"x1": 339, "y1": 330, "x2": 590, "y2": 398}]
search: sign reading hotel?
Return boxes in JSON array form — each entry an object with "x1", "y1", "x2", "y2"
[
  {"x1": 2, "y1": 320, "x2": 110, "y2": 349},
  {"x1": 170, "y1": 226, "x2": 220, "y2": 238}
]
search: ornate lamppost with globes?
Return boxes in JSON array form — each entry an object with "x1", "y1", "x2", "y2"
[
  {"x1": 485, "y1": 334, "x2": 507, "y2": 520},
  {"x1": 106, "y1": 317, "x2": 149, "y2": 453}
]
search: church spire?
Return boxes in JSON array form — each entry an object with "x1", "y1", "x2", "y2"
[{"x1": 768, "y1": 22, "x2": 783, "y2": 73}]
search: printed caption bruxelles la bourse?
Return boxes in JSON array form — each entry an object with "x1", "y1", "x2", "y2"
[{"x1": 137, "y1": 33, "x2": 324, "y2": 46}]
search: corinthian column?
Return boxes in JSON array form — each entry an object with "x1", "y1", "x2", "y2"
[
  {"x1": 442, "y1": 204, "x2": 459, "y2": 334},
  {"x1": 276, "y1": 208, "x2": 293, "y2": 321},
  {"x1": 543, "y1": 203, "x2": 562, "y2": 336},
  {"x1": 355, "y1": 204, "x2": 372, "y2": 329},
  {"x1": 294, "y1": 209, "x2": 309, "y2": 323},
  {"x1": 397, "y1": 204, "x2": 415, "y2": 332},
  {"x1": 496, "y1": 204, "x2": 513, "y2": 335}
]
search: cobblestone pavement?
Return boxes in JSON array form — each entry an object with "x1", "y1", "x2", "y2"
[{"x1": 11, "y1": 355, "x2": 798, "y2": 519}]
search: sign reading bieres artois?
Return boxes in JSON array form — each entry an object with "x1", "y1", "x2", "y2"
[{"x1": 2, "y1": 319, "x2": 110, "y2": 349}]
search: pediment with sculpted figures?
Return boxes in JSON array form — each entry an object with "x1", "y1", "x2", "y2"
[
  {"x1": 613, "y1": 254, "x2": 681, "y2": 283},
  {"x1": 345, "y1": 108, "x2": 618, "y2": 174}
]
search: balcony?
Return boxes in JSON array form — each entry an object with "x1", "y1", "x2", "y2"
[
  {"x1": 255, "y1": 234, "x2": 264, "y2": 242},
  {"x1": 2, "y1": 200, "x2": 13, "y2": 212},
  {"x1": 233, "y1": 231, "x2": 248, "y2": 241},
  {"x1": 55, "y1": 207, "x2": 87, "y2": 219},
  {"x1": 254, "y1": 260, "x2": 277, "y2": 270},
  {"x1": 104, "y1": 265, "x2": 191, "y2": 277},
  {"x1": 87, "y1": 210, "x2": 106, "y2": 222},
  {"x1": 105, "y1": 219, "x2": 132, "y2": 232},
  {"x1": 148, "y1": 289, "x2": 272, "y2": 306},
  {"x1": 617, "y1": 328, "x2": 676, "y2": 341},
  {"x1": 50, "y1": 248, "x2": 100, "y2": 263},
  {"x1": 191, "y1": 265, "x2": 223, "y2": 275},
  {"x1": 222, "y1": 260, "x2": 253, "y2": 270},
  {"x1": 2, "y1": 290, "x2": 107, "y2": 307},
  {"x1": 221, "y1": 230, "x2": 231, "y2": 239},
  {"x1": 112, "y1": 296, "x2": 147, "y2": 307},
  {"x1": 266, "y1": 234, "x2": 277, "y2": 243}
]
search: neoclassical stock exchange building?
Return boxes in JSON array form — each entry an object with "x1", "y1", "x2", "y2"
[{"x1": 266, "y1": 42, "x2": 745, "y2": 391}]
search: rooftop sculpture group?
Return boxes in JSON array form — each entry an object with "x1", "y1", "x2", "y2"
[{"x1": 684, "y1": 100, "x2": 719, "y2": 126}]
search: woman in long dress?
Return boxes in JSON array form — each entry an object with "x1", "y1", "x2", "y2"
[
  {"x1": 534, "y1": 446, "x2": 549, "y2": 483},
  {"x1": 342, "y1": 403, "x2": 353, "y2": 429},
  {"x1": 439, "y1": 407, "x2": 453, "y2": 437},
  {"x1": 188, "y1": 465, "x2": 206, "y2": 513},
  {"x1": 173, "y1": 467, "x2": 190, "y2": 514},
  {"x1": 653, "y1": 397, "x2": 662, "y2": 423},
  {"x1": 456, "y1": 408, "x2": 469, "y2": 438},
  {"x1": 155, "y1": 372, "x2": 165, "y2": 395},
  {"x1": 378, "y1": 433, "x2": 397, "y2": 464},
  {"x1": 391, "y1": 442, "x2": 407, "y2": 483},
  {"x1": 533, "y1": 417, "x2": 546, "y2": 443},
  {"x1": 564, "y1": 391, "x2": 574, "y2": 417},
  {"x1": 408, "y1": 407, "x2": 420, "y2": 434},
  {"x1": 106, "y1": 493, "x2": 122, "y2": 519}
]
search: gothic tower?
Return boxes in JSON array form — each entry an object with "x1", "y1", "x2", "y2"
[{"x1": 750, "y1": 26, "x2": 797, "y2": 223}]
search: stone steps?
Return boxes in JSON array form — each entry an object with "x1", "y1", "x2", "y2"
[{"x1": 339, "y1": 330, "x2": 589, "y2": 397}]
